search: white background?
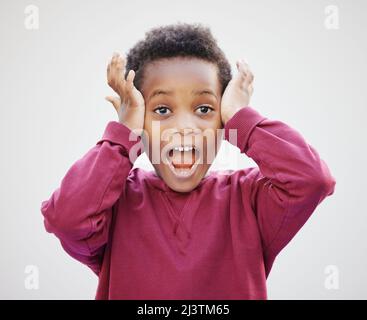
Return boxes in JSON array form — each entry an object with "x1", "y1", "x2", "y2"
[{"x1": 0, "y1": 0, "x2": 366, "y2": 299}]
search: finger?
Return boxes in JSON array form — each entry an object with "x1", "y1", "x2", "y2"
[
  {"x1": 237, "y1": 59, "x2": 249, "y2": 77},
  {"x1": 240, "y1": 59, "x2": 254, "y2": 84},
  {"x1": 107, "y1": 54, "x2": 117, "y2": 83},
  {"x1": 124, "y1": 69, "x2": 137, "y2": 102},
  {"x1": 108, "y1": 54, "x2": 127, "y2": 96},
  {"x1": 105, "y1": 97, "x2": 120, "y2": 113},
  {"x1": 116, "y1": 57, "x2": 127, "y2": 91},
  {"x1": 115, "y1": 53, "x2": 126, "y2": 72},
  {"x1": 105, "y1": 95, "x2": 121, "y2": 112},
  {"x1": 107, "y1": 61, "x2": 113, "y2": 82},
  {"x1": 248, "y1": 83, "x2": 254, "y2": 96},
  {"x1": 111, "y1": 52, "x2": 119, "y2": 65},
  {"x1": 234, "y1": 61, "x2": 247, "y2": 91},
  {"x1": 118, "y1": 53, "x2": 127, "y2": 70},
  {"x1": 236, "y1": 59, "x2": 248, "y2": 81},
  {"x1": 237, "y1": 59, "x2": 254, "y2": 87},
  {"x1": 108, "y1": 52, "x2": 124, "y2": 76},
  {"x1": 125, "y1": 69, "x2": 135, "y2": 91}
]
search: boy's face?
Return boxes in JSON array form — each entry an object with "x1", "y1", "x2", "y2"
[{"x1": 140, "y1": 57, "x2": 223, "y2": 192}]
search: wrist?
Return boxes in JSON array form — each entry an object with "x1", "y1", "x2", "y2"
[
  {"x1": 223, "y1": 106, "x2": 267, "y2": 151},
  {"x1": 119, "y1": 115, "x2": 144, "y2": 137},
  {"x1": 222, "y1": 106, "x2": 247, "y2": 125}
]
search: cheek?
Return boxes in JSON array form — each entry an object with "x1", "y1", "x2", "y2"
[
  {"x1": 201, "y1": 123, "x2": 223, "y2": 162},
  {"x1": 200, "y1": 111, "x2": 222, "y2": 126},
  {"x1": 203, "y1": 133, "x2": 220, "y2": 161},
  {"x1": 214, "y1": 111, "x2": 223, "y2": 128},
  {"x1": 198, "y1": 115, "x2": 222, "y2": 135},
  {"x1": 142, "y1": 116, "x2": 158, "y2": 145},
  {"x1": 142, "y1": 126, "x2": 166, "y2": 161}
]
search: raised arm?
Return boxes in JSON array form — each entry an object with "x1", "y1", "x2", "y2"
[
  {"x1": 41, "y1": 122, "x2": 142, "y2": 275},
  {"x1": 41, "y1": 52, "x2": 145, "y2": 275},
  {"x1": 221, "y1": 59, "x2": 336, "y2": 275},
  {"x1": 224, "y1": 106, "x2": 336, "y2": 275}
]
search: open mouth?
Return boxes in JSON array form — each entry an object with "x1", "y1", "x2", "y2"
[{"x1": 166, "y1": 145, "x2": 201, "y2": 178}]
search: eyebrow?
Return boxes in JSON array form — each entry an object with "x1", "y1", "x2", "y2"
[{"x1": 148, "y1": 88, "x2": 218, "y2": 101}]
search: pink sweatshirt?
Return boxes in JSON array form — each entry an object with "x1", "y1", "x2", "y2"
[{"x1": 40, "y1": 106, "x2": 336, "y2": 299}]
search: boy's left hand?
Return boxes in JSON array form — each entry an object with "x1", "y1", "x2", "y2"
[{"x1": 220, "y1": 59, "x2": 254, "y2": 125}]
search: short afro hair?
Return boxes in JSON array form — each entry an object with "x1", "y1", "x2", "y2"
[{"x1": 124, "y1": 22, "x2": 232, "y2": 94}]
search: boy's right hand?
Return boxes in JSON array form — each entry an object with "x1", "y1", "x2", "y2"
[{"x1": 105, "y1": 52, "x2": 145, "y2": 136}]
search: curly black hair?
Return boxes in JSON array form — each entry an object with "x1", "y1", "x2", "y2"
[{"x1": 124, "y1": 22, "x2": 232, "y2": 95}]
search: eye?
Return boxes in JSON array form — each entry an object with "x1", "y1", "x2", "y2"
[
  {"x1": 195, "y1": 105, "x2": 213, "y2": 115},
  {"x1": 154, "y1": 105, "x2": 172, "y2": 115}
]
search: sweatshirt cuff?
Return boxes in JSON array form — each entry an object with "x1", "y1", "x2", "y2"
[
  {"x1": 96, "y1": 121, "x2": 143, "y2": 156},
  {"x1": 224, "y1": 106, "x2": 267, "y2": 151}
]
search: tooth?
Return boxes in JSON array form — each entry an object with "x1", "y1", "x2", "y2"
[{"x1": 184, "y1": 146, "x2": 189, "y2": 152}]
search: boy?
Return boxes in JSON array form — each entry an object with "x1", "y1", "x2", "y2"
[{"x1": 40, "y1": 22, "x2": 336, "y2": 299}]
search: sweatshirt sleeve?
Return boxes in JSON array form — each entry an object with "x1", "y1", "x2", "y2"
[
  {"x1": 40, "y1": 121, "x2": 142, "y2": 276},
  {"x1": 224, "y1": 106, "x2": 336, "y2": 275}
]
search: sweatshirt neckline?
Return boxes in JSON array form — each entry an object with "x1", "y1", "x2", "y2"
[{"x1": 145, "y1": 170, "x2": 211, "y2": 193}]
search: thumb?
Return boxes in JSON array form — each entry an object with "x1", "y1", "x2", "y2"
[{"x1": 105, "y1": 95, "x2": 121, "y2": 112}]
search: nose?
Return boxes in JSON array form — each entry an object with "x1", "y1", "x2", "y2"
[{"x1": 174, "y1": 112, "x2": 200, "y2": 136}]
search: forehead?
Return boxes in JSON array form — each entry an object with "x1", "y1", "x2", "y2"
[{"x1": 141, "y1": 57, "x2": 220, "y2": 96}]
